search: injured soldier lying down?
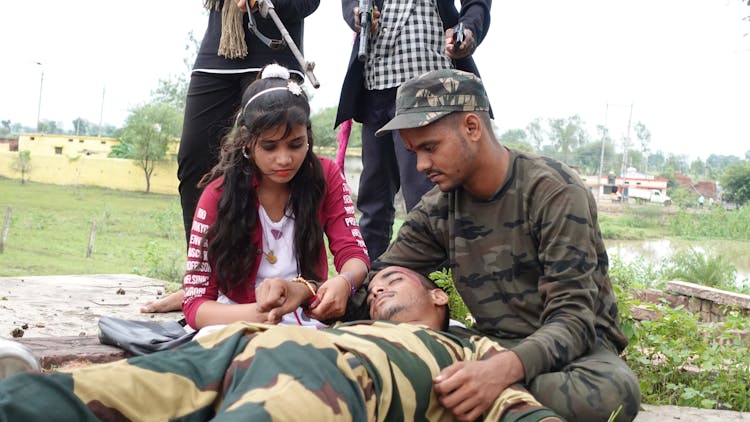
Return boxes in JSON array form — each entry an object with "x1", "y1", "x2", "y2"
[{"x1": 0, "y1": 266, "x2": 563, "y2": 422}]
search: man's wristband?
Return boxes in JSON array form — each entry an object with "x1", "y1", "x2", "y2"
[{"x1": 339, "y1": 271, "x2": 356, "y2": 298}]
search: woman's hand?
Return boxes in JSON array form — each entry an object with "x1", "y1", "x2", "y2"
[
  {"x1": 307, "y1": 275, "x2": 350, "y2": 321},
  {"x1": 256, "y1": 277, "x2": 310, "y2": 323}
]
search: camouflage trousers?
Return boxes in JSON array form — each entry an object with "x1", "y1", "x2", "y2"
[
  {"x1": 0, "y1": 322, "x2": 563, "y2": 422},
  {"x1": 489, "y1": 335, "x2": 641, "y2": 422}
]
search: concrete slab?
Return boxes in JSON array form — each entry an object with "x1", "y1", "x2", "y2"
[{"x1": 0, "y1": 274, "x2": 182, "y2": 338}]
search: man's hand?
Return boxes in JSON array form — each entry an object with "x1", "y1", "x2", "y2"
[
  {"x1": 433, "y1": 351, "x2": 525, "y2": 421},
  {"x1": 256, "y1": 277, "x2": 309, "y2": 323},
  {"x1": 236, "y1": 0, "x2": 256, "y2": 13},
  {"x1": 307, "y1": 275, "x2": 350, "y2": 321},
  {"x1": 353, "y1": 5, "x2": 380, "y2": 33},
  {"x1": 444, "y1": 26, "x2": 476, "y2": 59}
]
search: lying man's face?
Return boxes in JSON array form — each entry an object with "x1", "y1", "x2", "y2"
[{"x1": 367, "y1": 266, "x2": 449, "y2": 330}]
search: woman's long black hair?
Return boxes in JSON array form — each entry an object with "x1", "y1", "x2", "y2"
[{"x1": 196, "y1": 74, "x2": 326, "y2": 294}]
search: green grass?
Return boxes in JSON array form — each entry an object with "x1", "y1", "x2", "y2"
[
  {"x1": 0, "y1": 177, "x2": 185, "y2": 285},
  {"x1": 599, "y1": 205, "x2": 673, "y2": 240}
]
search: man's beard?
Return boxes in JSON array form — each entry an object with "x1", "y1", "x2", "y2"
[{"x1": 378, "y1": 304, "x2": 406, "y2": 321}]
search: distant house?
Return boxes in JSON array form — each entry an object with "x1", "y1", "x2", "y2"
[
  {"x1": 581, "y1": 168, "x2": 669, "y2": 201},
  {"x1": 674, "y1": 172, "x2": 718, "y2": 200},
  {"x1": 694, "y1": 181, "x2": 717, "y2": 199}
]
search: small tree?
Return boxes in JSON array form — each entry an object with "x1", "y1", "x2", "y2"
[
  {"x1": 119, "y1": 102, "x2": 182, "y2": 192},
  {"x1": 72, "y1": 117, "x2": 92, "y2": 136},
  {"x1": 12, "y1": 150, "x2": 31, "y2": 183},
  {"x1": 720, "y1": 162, "x2": 750, "y2": 206},
  {"x1": 634, "y1": 121, "x2": 651, "y2": 173}
]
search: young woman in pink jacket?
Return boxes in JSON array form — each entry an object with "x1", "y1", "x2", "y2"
[{"x1": 145, "y1": 65, "x2": 369, "y2": 330}]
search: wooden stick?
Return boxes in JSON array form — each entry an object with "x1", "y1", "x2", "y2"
[
  {"x1": 0, "y1": 206, "x2": 11, "y2": 254},
  {"x1": 86, "y1": 220, "x2": 97, "y2": 258}
]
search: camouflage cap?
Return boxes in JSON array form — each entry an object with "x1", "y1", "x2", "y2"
[{"x1": 375, "y1": 68, "x2": 490, "y2": 137}]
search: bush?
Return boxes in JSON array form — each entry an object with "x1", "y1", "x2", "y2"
[
  {"x1": 608, "y1": 256, "x2": 661, "y2": 290},
  {"x1": 669, "y1": 186, "x2": 697, "y2": 209},
  {"x1": 131, "y1": 240, "x2": 184, "y2": 285},
  {"x1": 661, "y1": 248, "x2": 739, "y2": 292},
  {"x1": 622, "y1": 304, "x2": 750, "y2": 410}
]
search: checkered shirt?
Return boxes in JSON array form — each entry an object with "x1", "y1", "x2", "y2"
[{"x1": 364, "y1": 0, "x2": 453, "y2": 91}]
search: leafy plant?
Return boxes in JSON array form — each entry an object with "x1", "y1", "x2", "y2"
[
  {"x1": 149, "y1": 200, "x2": 183, "y2": 240},
  {"x1": 608, "y1": 255, "x2": 661, "y2": 290},
  {"x1": 131, "y1": 240, "x2": 184, "y2": 285},
  {"x1": 428, "y1": 268, "x2": 473, "y2": 327}
]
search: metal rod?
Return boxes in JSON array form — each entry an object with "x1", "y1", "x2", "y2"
[{"x1": 266, "y1": 8, "x2": 320, "y2": 88}]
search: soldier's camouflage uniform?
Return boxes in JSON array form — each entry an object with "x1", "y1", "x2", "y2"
[
  {"x1": 368, "y1": 148, "x2": 641, "y2": 421},
  {"x1": 0, "y1": 321, "x2": 563, "y2": 421}
]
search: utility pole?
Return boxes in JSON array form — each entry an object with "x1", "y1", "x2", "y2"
[
  {"x1": 98, "y1": 85, "x2": 106, "y2": 137},
  {"x1": 620, "y1": 103, "x2": 634, "y2": 177},
  {"x1": 34, "y1": 62, "x2": 44, "y2": 132},
  {"x1": 597, "y1": 103, "x2": 609, "y2": 200}
]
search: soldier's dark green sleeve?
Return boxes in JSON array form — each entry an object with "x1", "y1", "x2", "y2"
[{"x1": 510, "y1": 183, "x2": 599, "y2": 381}]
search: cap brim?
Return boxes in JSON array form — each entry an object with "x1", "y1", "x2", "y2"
[{"x1": 374, "y1": 110, "x2": 452, "y2": 137}]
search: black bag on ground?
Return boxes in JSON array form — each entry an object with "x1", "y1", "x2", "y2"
[{"x1": 98, "y1": 316, "x2": 196, "y2": 355}]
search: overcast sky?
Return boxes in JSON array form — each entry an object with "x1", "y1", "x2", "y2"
[{"x1": 1, "y1": 0, "x2": 749, "y2": 162}]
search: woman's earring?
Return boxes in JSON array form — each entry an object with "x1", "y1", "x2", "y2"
[{"x1": 242, "y1": 145, "x2": 251, "y2": 159}]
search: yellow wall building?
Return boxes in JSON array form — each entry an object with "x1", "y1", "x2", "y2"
[
  {"x1": 17, "y1": 133, "x2": 119, "y2": 158},
  {"x1": 0, "y1": 133, "x2": 180, "y2": 195},
  {"x1": 0, "y1": 134, "x2": 362, "y2": 197}
]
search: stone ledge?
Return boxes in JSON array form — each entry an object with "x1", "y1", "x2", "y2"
[
  {"x1": 15, "y1": 335, "x2": 130, "y2": 370},
  {"x1": 666, "y1": 281, "x2": 750, "y2": 310}
]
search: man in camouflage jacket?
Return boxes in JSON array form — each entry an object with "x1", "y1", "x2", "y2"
[
  {"x1": 0, "y1": 267, "x2": 562, "y2": 422},
  {"x1": 367, "y1": 69, "x2": 641, "y2": 421}
]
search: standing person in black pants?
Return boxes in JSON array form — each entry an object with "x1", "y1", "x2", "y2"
[
  {"x1": 334, "y1": 0, "x2": 491, "y2": 261},
  {"x1": 143, "y1": 0, "x2": 320, "y2": 313}
]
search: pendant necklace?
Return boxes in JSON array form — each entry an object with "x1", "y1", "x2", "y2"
[
  {"x1": 265, "y1": 245, "x2": 278, "y2": 264},
  {"x1": 259, "y1": 206, "x2": 287, "y2": 265}
]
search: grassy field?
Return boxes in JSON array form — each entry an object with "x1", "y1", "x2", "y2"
[
  {"x1": 0, "y1": 177, "x2": 697, "y2": 282},
  {"x1": 0, "y1": 178, "x2": 410, "y2": 287},
  {"x1": 0, "y1": 177, "x2": 185, "y2": 285}
]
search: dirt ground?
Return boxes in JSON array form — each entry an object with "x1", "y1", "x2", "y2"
[{"x1": 0, "y1": 274, "x2": 183, "y2": 338}]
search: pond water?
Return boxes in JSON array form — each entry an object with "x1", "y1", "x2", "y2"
[{"x1": 604, "y1": 238, "x2": 750, "y2": 287}]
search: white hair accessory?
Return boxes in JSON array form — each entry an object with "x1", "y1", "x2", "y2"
[
  {"x1": 240, "y1": 81, "x2": 304, "y2": 117},
  {"x1": 261, "y1": 64, "x2": 290, "y2": 80}
]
